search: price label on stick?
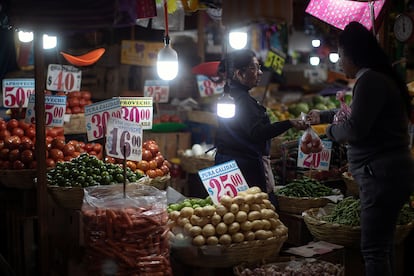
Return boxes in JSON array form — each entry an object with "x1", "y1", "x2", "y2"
[
  {"x1": 144, "y1": 80, "x2": 169, "y2": 103},
  {"x1": 2, "y1": 78, "x2": 35, "y2": 108},
  {"x1": 85, "y1": 98, "x2": 122, "y2": 141},
  {"x1": 297, "y1": 139, "x2": 333, "y2": 171},
  {"x1": 46, "y1": 64, "x2": 81, "y2": 92},
  {"x1": 198, "y1": 160, "x2": 250, "y2": 205},
  {"x1": 119, "y1": 97, "x2": 153, "y2": 130},
  {"x1": 196, "y1": 75, "x2": 224, "y2": 97},
  {"x1": 25, "y1": 94, "x2": 67, "y2": 126},
  {"x1": 105, "y1": 117, "x2": 143, "y2": 162}
]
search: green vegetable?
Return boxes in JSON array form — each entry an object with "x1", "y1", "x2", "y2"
[{"x1": 275, "y1": 176, "x2": 333, "y2": 198}]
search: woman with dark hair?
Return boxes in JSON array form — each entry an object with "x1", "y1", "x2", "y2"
[
  {"x1": 214, "y1": 49, "x2": 307, "y2": 207},
  {"x1": 308, "y1": 22, "x2": 414, "y2": 276}
]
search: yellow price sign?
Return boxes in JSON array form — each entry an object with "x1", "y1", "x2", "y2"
[{"x1": 264, "y1": 50, "x2": 286, "y2": 75}]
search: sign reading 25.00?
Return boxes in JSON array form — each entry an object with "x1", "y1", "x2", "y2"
[{"x1": 198, "y1": 160, "x2": 249, "y2": 205}]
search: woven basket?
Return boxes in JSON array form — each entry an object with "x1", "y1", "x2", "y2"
[
  {"x1": 303, "y1": 207, "x2": 414, "y2": 247},
  {"x1": 136, "y1": 174, "x2": 171, "y2": 190},
  {"x1": 0, "y1": 169, "x2": 37, "y2": 189},
  {"x1": 342, "y1": 172, "x2": 359, "y2": 197},
  {"x1": 48, "y1": 185, "x2": 85, "y2": 210},
  {"x1": 276, "y1": 195, "x2": 331, "y2": 214},
  {"x1": 179, "y1": 153, "x2": 215, "y2": 174},
  {"x1": 171, "y1": 235, "x2": 287, "y2": 268}
]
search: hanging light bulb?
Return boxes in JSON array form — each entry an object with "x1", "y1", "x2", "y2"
[
  {"x1": 217, "y1": 92, "x2": 235, "y2": 118},
  {"x1": 43, "y1": 34, "x2": 57, "y2": 50},
  {"x1": 18, "y1": 31, "x2": 33, "y2": 43},
  {"x1": 229, "y1": 30, "x2": 247, "y2": 50},
  {"x1": 157, "y1": 0, "x2": 179, "y2": 81},
  {"x1": 329, "y1": 52, "x2": 339, "y2": 63}
]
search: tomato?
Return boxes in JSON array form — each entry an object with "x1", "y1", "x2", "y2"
[
  {"x1": 12, "y1": 160, "x2": 26, "y2": 170},
  {"x1": 8, "y1": 149, "x2": 21, "y2": 162},
  {"x1": 65, "y1": 107, "x2": 72, "y2": 114},
  {"x1": 126, "y1": 160, "x2": 137, "y2": 171},
  {"x1": 105, "y1": 156, "x2": 116, "y2": 164},
  {"x1": 49, "y1": 148, "x2": 64, "y2": 161},
  {"x1": 67, "y1": 97, "x2": 80, "y2": 108},
  {"x1": 146, "y1": 169, "x2": 157, "y2": 178},
  {"x1": 45, "y1": 158, "x2": 56, "y2": 168},
  {"x1": 7, "y1": 119, "x2": 19, "y2": 131},
  {"x1": 155, "y1": 168, "x2": 164, "y2": 177},
  {"x1": 69, "y1": 91, "x2": 81, "y2": 98},
  {"x1": 92, "y1": 143, "x2": 102, "y2": 153},
  {"x1": 80, "y1": 91, "x2": 92, "y2": 100},
  {"x1": 0, "y1": 140, "x2": 4, "y2": 151},
  {"x1": 142, "y1": 149, "x2": 153, "y2": 161},
  {"x1": 147, "y1": 143, "x2": 159, "y2": 156},
  {"x1": 84, "y1": 143, "x2": 94, "y2": 152},
  {"x1": 154, "y1": 154, "x2": 165, "y2": 167},
  {"x1": 1, "y1": 160, "x2": 11, "y2": 169},
  {"x1": 18, "y1": 120, "x2": 31, "y2": 131},
  {"x1": 79, "y1": 98, "x2": 87, "y2": 107},
  {"x1": 143, "y1": 140, "x2": 157, "y2": 149},
  {"x1": 29, "y1": 160, "x2": 37, "y2": 169},
  {"x1": 0, "y1": 148, "x2": 9, "y2": 160},
  {"x1": 5, "y1": 135, "x2": 21, "y2": 150},
  {"x1": 21, "y1": 149, "x2": 34, "y2": 164},
  {"x1": 47, "y1": 128, "x2": 59, "y2": 138},
  {"x1": 19, "y1": 136, "x2": 34, "y2": 150},
  {"x1": 148, "y1": 160, "x2": 158, "y2": 170},
  {"x1": 0, "y1": 120, "x2": 7, "y2": 131},
  {"x1": 137, "y1": 160, "x2": 149, "y2": 171},
  {"x1": 62, "y1": 143, "x2": 75, "y2": 157},
  {"x1": 51, "y1": 138, "x2": 65, "y2": 150},
  {"x1": 71, "y1": 106, "x2": 82, "y2": 114},
  {"x1": 163, "y1": 159, "x2": 172, "y2": 169},
  {"x1": 160, "y1": 164, "x2": 170, "y2": 174},
  {"x1": 25, "y1": 127, "x2": 36, "y2": 139},
  {"x1": 0, "y1": 129, "x2": 11, "y2": 140}
]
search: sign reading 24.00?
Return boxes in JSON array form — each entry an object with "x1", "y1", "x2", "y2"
[{"x1": 198, "y1": 160, "x2": 250, "y2": 205}]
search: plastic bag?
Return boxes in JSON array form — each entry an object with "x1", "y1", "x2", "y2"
[
  {"x1": 300, "y1": 126, "x2": 323, "y2": 154},
  {"x1": 333, "y1": 91, "x2": 351, "y2": 124}
]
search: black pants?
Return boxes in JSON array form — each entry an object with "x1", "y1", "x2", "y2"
[{"x1": 352, "y1": 153, "x2": 413, "y2": 276}]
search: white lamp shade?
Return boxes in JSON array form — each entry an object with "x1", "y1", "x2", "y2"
[
  {"x1": 229, "y1": 31, "x2": 247, "y2": 50},
  {"x1": 309, "y1": 56, "x2": 320, "y2": 66},
  {"x1": 43, "y1": 34, "x2": 57, "y2": 49},
  {"x1": 329, "y1": 53, "x2": 339, "y2": 63},
  {"x1": 18, "y1": 31, "x2": 33, "y2": 43},
  {"x1": 157, "y1": 45, "x2": 179, "y2": 80},
  {"x1": 217, "y1": 93, "x2": 235, "y2": 118}
]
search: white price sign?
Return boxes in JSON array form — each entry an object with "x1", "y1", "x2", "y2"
[
  {"x1": 196, "y1": 75, "x2": 224, "y2": 97},
  {"x1": 46, "y1": 64, "x2": 82, "y2": 92},
  {"x1": 297, "y1": 140, "x2": 333, "y2": 171},
  {"x1": 2, "y1": 78, "x2": 35, "y2": 108},
  {"x1": 85, "y1": 98, "x2": 122, "y2": 141},
  {"x1": 25, "y1": 94, "x2": 67, "y2": 127},
  {"x1": 105, "y1": 117, "x2": 143, "y2": 161},
  {"x1": 144, "y1": 80, "x2": 169, "y2": 103},
  {"x1": 119, "y1": 97, "x2": 153, "y2": 130},
  {"x1": 198, "y1": 160, "x2": 250, "y2": 205}
]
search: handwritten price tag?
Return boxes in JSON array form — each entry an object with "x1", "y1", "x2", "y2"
[
  {"x1": 46, "y1": 64, "x2": 81, "y2": 92},
  {"x1": 106, "y1": 117, "x2": 143, "y2": 161},
  {"x1": 25, "y1": 94, "x2": 67, "y2": 126},
  {"x1": 144, "y1": 80, "x2": 169, "y2": 103},
  {"x1": 196, "y1": 75, "x2": 224, "y2": 97},
  {"x1": 85, "y1": 98, "x2": 122, "y2": 141},
  {"x1": 2, "y1": 78, "x2": 35, "y2": 108},
  {"x1": 198, "y1": 160, "x2": 250, "y2": 205},
  {"x1": 264, "y1": 49, "x2": 286, "y2": 75},
  {"x1": 297, "y1": 139, "x2": 333, "y2": 171},
  {"x1": 119, "y1": 97, "x2": 153, "y2": 130}
]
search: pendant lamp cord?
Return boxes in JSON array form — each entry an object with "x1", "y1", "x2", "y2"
[{"x1": 163, "y1": 0, "x2": 170, "y2": 45}]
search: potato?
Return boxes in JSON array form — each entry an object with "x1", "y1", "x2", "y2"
[
  {"x1": 255, "y1": 230, "x2": 272, "y2": 240},
  {"x1": 219, "y1": 195, "x2": 233, "y2": 207},
  {"x1": 190, "y1": 215, "x2": 201, "y2": 225},
  {"x1": 215, "y1": 204, "x2": 228, "y2": 216},
  {"x1": 258, "y1": 192, "x2": 269, "y2": 200},
  {"x1": 240, "y1": 220, "x2": 252, "y2": 232},
  {"x1": 202, "y1": 224, "x2": 216, "y2": 237},
  {"x1": 243, "y1": 231, "x2": 255, "y2": 241},
  {"x1": 223, "y1": 212, "x2": 235, "y2": 224},
  {"x1": 261, "y1": 219, "x2": 271, "y2": 230},
  {"x1": 250, "y1": 203, "x2": 261, "y2": 212},
  {"x1": 235, "y1": 211, "x2": 248, "y2": 223},
  {"x1": 231, "y1": 232, "x2": 245, "y2": 243},
  {"x1": 211, "y1": 213, "x2": 222, "y2": 226},
  {"x1": 227, "y1": 222, "x2": 240, "y2": 235},
  {"x1": 230, "y1": 203, "x2": 239, "y2": 214},
  {"x1": 180, "y1": 207, "x2": 194, "y2": 218},
  {"x1": 183, "y1": 222, "x2": 193, "y2": 232},
  {"x1": 219, "y1": 234, "x2": 232, "y2": 245},
  {"x1": 177, "y1": 217, "x2": 190, "y2": 227},
  {"x1": 244, "y1": 194, "x2": 255, "y2": 204},
  {"x1": 192, "y1": 235, "x2": 206, "y2": 246},
  {"x1": 251, "y1": 220, "x2": 264, "y2": 231},
  {"x1": 189, "y1": 226, "x2": 202, "y2": 237},
  {"x1": 253, "y1": 193, "x2": 263, "y2": 204},
  {"x1": 239, "y1": 203, "x2": 250, "y2": 213},
  {"x1": 215, "y1": 222, "x2": 228, "y2": 235},
  {"x1": 247, "y1": 211, "x2": 261, "y2": 221},
  {"x1": 169, "y1": 210, "x2": 180, "y2": 221},
  {"x1": 260, "y1": 209, "x2": 275, "y2": 219},
  {"x1": 193, "y1": 207, "x2": 204, "y2": 216},
  {"x1": 269, "y1": 218, "x2": 282, "y2": 229},
  {"x1": 206, "y1": 236, "x2": 219, "y2": 245},
  {"x1": 202, "y1": 205, "x2": 216, "y2": 217},
  {"x1": 246, "y1": 186, "x2": 262, "y2": 194},
  {"x1": 232, "y1": 195, "x2": 245, "y2": 205}
]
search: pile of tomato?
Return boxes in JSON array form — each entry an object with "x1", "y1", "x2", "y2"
[
  {"x1": 56, "y1": 90, "x2": 92, "y2": 114},
  {"x1": 107, "y1": 140, "x2": 171, "y2": 178},
  {"x1": 0, "y1": 118, "x2": 103, "y2": 169}
]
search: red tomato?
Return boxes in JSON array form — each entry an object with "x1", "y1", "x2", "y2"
[
  {"x1": 49, "y1": 148, "x2": 64, "y2": 161},
  {"x1": 68, "y1": 97, "x2": 80, "y2": 108},
  {"x1": 25, "y1": 127, "x2": 36, "y2": 139},
  {"x1": 47, "y1": 128, "x2": 59, "y2": 138},
  {"x1": 29, "y1": 160, "x2": 37, "y2": 169},
  {"x1": 146, "y1": 169, "x2": 157, "y2": 178},
  {"x1": 142, "y1": 149, "x2": 153, "y2": 161},
  {"x1": 62, "y1": 144, "x2": 75, "y2": 157},
  {"x1": 8, "y1": 149, "x2": 21, "y2": 162},
  {"x1": 81, "y1": 91, "x2": 92, "y2": 100},
  {"x1": 18, "y1": 120, "x2": 31, "y2": 131},
  {"x1": 148, "y1": 160, "x2": 158, "y2": 170},
  {"x1": 65, "y1": 107, "x2": 72, "y2": 114},
  {"x1": 0, "y1": 120, "x2": 7, "y2": 131},
  {"x1": 21, "y1": 149, "x2": 34, "y2": 164},
  {"x1": 147, "y1": 143, "x2": 159, "y2": 156},
  {"x1": 92, "y1": 143, "x2": 102, "y2": 153},
  {"x1": 0, "y1": 148, "x2": 9, "y2": 160},
  {"x1": 0, "y1": 140, "x2": 4, "y2": 151},
  {"x1": 84, "y1": 143, "x2": 94, "y2": 152},
  {"x1": 105, "y1": 156, "x2": 116, "y2": 164},
  {"x1": 7, "y1": 119, "x2": 19, "y2": 131},
  {"x1": 137, "y1": 160, "x2": 149, "y2": 171},
  {"x1": 154, "y1": 154, "x2": 165, "y2": 167},
  {"x1": 19, "y1": 136, "x2": 34, "y2": 150},
  {"x1": 163, "y1": 160, "x2": 172, "y2": 169},
  {"x1": 45, "y1": 158, "x2": 56, "y2": 168},
  {"x1": 5, "y1": 135, "x2": 21, "y2": 150},
  {"x1": 71, "y1": 106, "x2": 82, "y2": 114},
  {"x1": 51, "y1": 138, "x2": 65, "y2": 150},
  {"x1": 0, "y1": 129, "x2": 11, "y2": 140},
  {"x1": 160, "y1": 164, "x2": 170, "y2": 174},
  {"x1": 155, "y1": 168, "x2": 164, "y2": 177},
  {"x1": 13, "y1": 160, "x2": 26, "y2": 170},
  {"x1": 126, "y1": 160, "x2": 137, "y2": 171}
]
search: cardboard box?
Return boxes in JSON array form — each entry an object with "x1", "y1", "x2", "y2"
[{"x1": 143, "y1": 131, "x2": 191, "y2": 160}]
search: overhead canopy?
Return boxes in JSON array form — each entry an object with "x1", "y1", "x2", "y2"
[{"x1": 7, "y1": 0, "x2": 137, "y2": 33}]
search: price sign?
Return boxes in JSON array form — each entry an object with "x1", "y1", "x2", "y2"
[
  {"x1": 2, "y1": 78, "x2": 35, "y2": 108},
  {"x1": 297, "y1": 139, "x2": 333, "y2": 171},
  {"x1": 264, "y1": 49, "x2": 286, "y2": 75},
  {"x1": 198, "y1": 160, "x2": 250, "y2": 205},
  {"x1": 85, "y1": 98, "x2": 122, "y2": 141},
  {"x1": 196, "y1": 75, "x2": 224, "y2": 97},
  {"x1": 144, "y1": 80, "x2": 169, "y2": 103},
  {"x1": 25, "y1": 94, "x2": 67, "y2": 126},
  {"x1": 119, "y1": 97, "x2": 153, "y2": 130},
  {"x1": 46, "y1": 64, "x2": 82, "y2": 92},
  {"x1": 105, "y1": 117, "x2": 143, "y2": 161}
]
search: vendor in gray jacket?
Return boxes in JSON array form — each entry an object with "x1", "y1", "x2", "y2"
[{"x1": 308, "y1": 22, "x2": 414, "y2": 276}]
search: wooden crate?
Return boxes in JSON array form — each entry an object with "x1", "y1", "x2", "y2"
[
  {"x1": 278, "y1": 211, "x2": 313, "y2": 246},
  {"x1": 143, "y1": 131, "x2": 191, "y2": 160}
]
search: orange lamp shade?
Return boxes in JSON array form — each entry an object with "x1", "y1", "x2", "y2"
[{"x1": 60, "y1": 48, "x2": 105, "y2": 67}]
